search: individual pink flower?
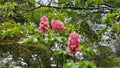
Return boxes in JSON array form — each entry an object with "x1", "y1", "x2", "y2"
[
  {"x1": 39, "y1": 16, "x2": 49, "y2": 32},
  {"x1": 51, "y1": 19, "x2": 65, "y2": 32},
  {"x1": 67, "y1": 32, "x2": 80, "y2": 55}
]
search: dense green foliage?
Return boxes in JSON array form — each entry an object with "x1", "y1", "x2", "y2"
[{"x1": 0, "y1": 0, "x2": 120, "y2": 68}]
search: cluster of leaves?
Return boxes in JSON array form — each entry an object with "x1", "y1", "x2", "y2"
[
  {"x1": 0, "y1": 21, "x2": 51, "y2": 68},
  {"x1": 0, "y1": 0, "x2": 120, "y2": 68},
  {"x1": 0, "y1": 20, "x2": 98, "y2": 68}
]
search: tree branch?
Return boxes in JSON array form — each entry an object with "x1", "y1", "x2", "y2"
[
  {"x1": 103, "y1": 0, "x2": 113, "y2": 8},
  {"x1": 24, "y1": 5, "x2": 113, "y2": 14}
]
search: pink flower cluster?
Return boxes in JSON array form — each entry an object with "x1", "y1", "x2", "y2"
[
  {"x1": 39, "y1": 16, "x2": 50, "y2": 32},
  {"x1": 67, "y1": 32, "x2": 80, "y2": 55},
  {"x1": 39, "y1": 16, "x2": 65, "y2": 32},
  {"x1": 51, "y1": 19, "x2": 65, "y2": 32},
  {"x1": 39, "y1": 16, "x2": 81, "y2": 56}
]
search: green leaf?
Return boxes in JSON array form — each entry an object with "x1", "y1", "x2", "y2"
[
  {"x1": 29, "y1": 0, "x2": 35, "y2": 3},
  {"x1": 79, "y1": 61, "x2": 96, "y2": 68},
  {"x1": 62, "y1": 63, "x2": 70, "y2": 68},
  {"x1": 63, "y1": 63, "x2": 79, "y2": 68},
  {"x1": 55, "y1": 36, "x2": 63, "y2": 42},
  {"x1": 1, "y1": 29, "x2": 12, "y2": 38},
  {"x1": 8, "y1": 11, "x2": 15, "y2": 16},
  {"x1": 18, "y1": 36, "x2": 33, "y2": 45},
  {"x1": 70, "y1": 63, "x2": 79, "y2": 68},
  {"x1": 102, "y1": 13, "x2": 115, "y2": 24},
  {"x1": 77, "y1": 0, "x2": 81, "y2": 3},
  {"x1": 94, "y1": 0, "x2": 103, "y2": 5},
  {"x1": 54, "y1": 50, "x2": 63, "y2": 55},
  {"x1": 111, "y1": 22, "x2": 120, "y2": 31}
]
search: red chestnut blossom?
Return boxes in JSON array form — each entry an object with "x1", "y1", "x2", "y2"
[
  {"x1": 51, "y1": 19, "x2": 65, "y2": 32},
  {"x1": 67, "y1": 32, "x2": 80, "y2": 55},
  {"x1": 39, "y1": 16, "x2": 49, "y2": 32}
]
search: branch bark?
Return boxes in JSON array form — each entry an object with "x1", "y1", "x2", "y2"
[{"x1": 23, "y1": 5, "x2": 113, "y2": 14}]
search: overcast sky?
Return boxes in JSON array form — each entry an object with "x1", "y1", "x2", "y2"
[{"x1": 36, "y1": 0, "x2": 48, "y2": 4}]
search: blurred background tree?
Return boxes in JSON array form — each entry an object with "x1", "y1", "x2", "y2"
[{"x1": 0, "y1": 0, "x2": 120, "y2": 68}]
